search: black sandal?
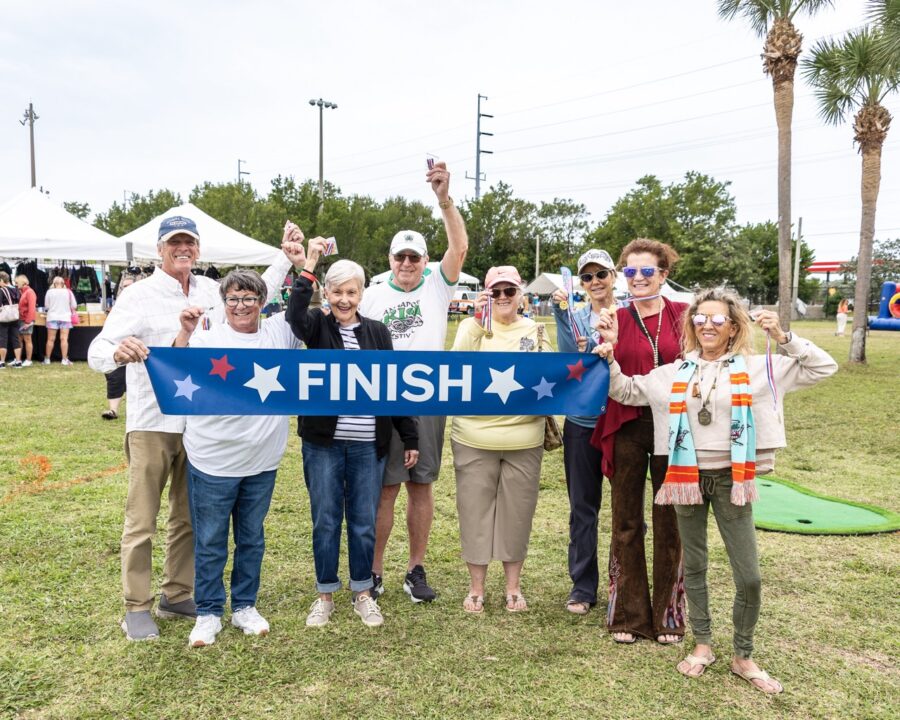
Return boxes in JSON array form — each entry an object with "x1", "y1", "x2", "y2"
[{"x1": 101, "y1": 410, "x2": 118, "y2": 420}]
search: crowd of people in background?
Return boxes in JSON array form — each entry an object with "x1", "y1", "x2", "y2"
[{"x1": 52, "y1": 160, "x2": 840, "y2": 697}]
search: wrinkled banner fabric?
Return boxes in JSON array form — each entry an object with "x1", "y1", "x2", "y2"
[{"x1": 145, "y1": 348, "x2": 609, "y2": 417}]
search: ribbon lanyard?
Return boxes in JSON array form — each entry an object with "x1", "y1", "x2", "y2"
[
  {"x1": 559, "y1": 267, "x2": 582, "y2": 341},
  {"x1": 482, "y1": 295, "x2": 493, "y2": 337},
  {"x1": 764, "y1": 330, "x2": 778, "y2": 410}
]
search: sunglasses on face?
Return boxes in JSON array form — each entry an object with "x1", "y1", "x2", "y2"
[
  {"x1": 580, "y1": 270, "x2": 612, "y2": 283},
  {"x1": 491, "y1": 287, "x2": 519, "y2": 299},
  {"x1": 692, "y1": 313, "x2": 730, "y2": 328},
  {"x1": 622, "y1": 266, "x2": 659, "y2": 279},
  {"x1": 393, "y1": 253, "x2": 422, "y2": 264},
  {"x1": 224, "y1": 295, "x2": 260, "y2": 308}
]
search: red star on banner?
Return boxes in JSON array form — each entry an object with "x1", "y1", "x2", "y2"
[
  {"x1": 209, "y1": 355, "x2": 235, "y2": 380},
  {"x1": 566, "y1": 359, "x2": 586, "y2": 382}
]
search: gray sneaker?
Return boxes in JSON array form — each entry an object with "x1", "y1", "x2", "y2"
[
  {"x1": 156, "y1": 594, "x2": 197, "y2": 620},
  {"x1": 121, "y1": 610, "x2": 160, "y2": 641},
  {"x1": 353, "y1": 594, "x2": 384, "y2": 627}
]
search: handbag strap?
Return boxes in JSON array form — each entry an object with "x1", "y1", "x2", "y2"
[{"x1": 0, "y1": 286, "x2": 11, "y2": 305}]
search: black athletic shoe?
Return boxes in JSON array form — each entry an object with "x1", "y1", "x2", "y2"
[
  {"x1": 403, "y1": 565, "x2": 436, "y2": 603},
  {"x1": 372, "y1": 573, "x2": 384, "y2": 599}
]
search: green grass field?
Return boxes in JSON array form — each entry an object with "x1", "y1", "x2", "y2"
[{"x1": 1, "y1": 320, "x2": 898, "y2": 719}]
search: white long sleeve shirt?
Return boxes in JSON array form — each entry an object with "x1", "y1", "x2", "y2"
[{"x1": 88, "y1": 257, "x2": 292, "y2": 434}]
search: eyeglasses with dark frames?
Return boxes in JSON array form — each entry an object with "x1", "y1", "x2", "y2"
[
  {"x1": 490, "y1": 287, "x2": 519, "y2": 299},
  {"x1": 393, "y1": 253, "x2": 423, "y2": 264},
  {"x1": 224, "y1": 295, "x2": 261, "y2": 308},
  {"x1": 579, "y1": 269, "x2": 612, "y2": 283}
]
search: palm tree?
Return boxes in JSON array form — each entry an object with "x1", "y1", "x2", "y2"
[
  {"x1": 717, "y1": 1, "x2": 834, "y2": 329},
  {"x1": 868, "y1": 0, "x2": 900, "y2": 63},
  {"x1": 802, "y1": 25, "x2": 900, "y2": 362}
]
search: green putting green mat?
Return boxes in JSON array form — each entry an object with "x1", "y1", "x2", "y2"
[{"x1": 754, "y1": 477, "x2": 900, "y2": 535}]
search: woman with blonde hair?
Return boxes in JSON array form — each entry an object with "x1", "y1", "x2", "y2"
[
  {"x1": 43, "y1": 276, "x2": 77, "y2": 365},
  {"x1": 595, "y1": 287, "x2": 837, "y2": 693}
]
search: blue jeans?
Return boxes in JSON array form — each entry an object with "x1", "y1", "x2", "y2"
[
  {"x1": 187, "y1": 463, "x2": 277, "y2": 617},
  {"x1": 302, "y1": 440, "x2": 385, "y2": 593}
]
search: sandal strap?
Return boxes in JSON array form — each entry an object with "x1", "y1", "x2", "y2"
[{"x1": 684, "y1": 654, "x2": 715, "y2": 667}]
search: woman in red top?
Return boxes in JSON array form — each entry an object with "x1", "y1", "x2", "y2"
[{"x1": 591, "y1": 238, "x2": 688, "y2": 644}]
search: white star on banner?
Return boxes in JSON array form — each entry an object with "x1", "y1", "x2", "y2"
[
  {"x1": 173, "y1": 375, "x2": 200, "y2": 401},
  {"x1": 244, "y1": 363, "x2": 285, "y2": 402},
  {"x1": 484, "y1": 366, "x2": 523, "y2": 404},
  {"x1": 532, "y1": 377, "x2": 555, "y2": 400}
]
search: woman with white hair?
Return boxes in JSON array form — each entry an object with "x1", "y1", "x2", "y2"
[{"x1": 285, "y1": 235, "x2": 418, "y2": 629}]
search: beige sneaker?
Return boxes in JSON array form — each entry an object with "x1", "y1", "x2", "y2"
[
  {"x1": 305, "y1": 598, "x2": 335, "y2": 627},
  {"x1": 353, "y1": 594, "x2": 383, "y2": 627}
]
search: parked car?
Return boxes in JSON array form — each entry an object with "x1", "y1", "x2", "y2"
[{"x1": 449, "y1": 289, "x2": 477, "y2": 315}]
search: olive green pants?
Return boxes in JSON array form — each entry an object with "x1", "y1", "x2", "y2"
[{"x1": 674, "y1": 469, "x2": 762, "y2": 659}]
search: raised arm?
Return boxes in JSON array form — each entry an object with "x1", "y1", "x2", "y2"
[
  {"x1": 285, "y1": 235, "x2": 326, "y2": 345},
  {"x1": 429, "y1": 162, "x2": 468, "y2": 283}
]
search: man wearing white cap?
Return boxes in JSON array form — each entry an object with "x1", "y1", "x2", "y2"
[
  {"x1": 360, "y1": 162, "x2": 468, "y2": 603},
  {"x1": 88, "y1": 215, "x2": 292, "y2": 641}
]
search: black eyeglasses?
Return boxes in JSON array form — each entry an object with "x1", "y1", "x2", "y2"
[
  {"x1": 491, "y1": 287, "x2": 519, "y2": 299},
  {"x1": 622, "y1": 266, "x2": 658, "y2": 278},
  {"x1": 224, "y1": 295, "x2": 260, "y2": 308},
  {"x1": 580, "y1": 270, "x2": 612, "y2": 283},
  {"x1": 692, "y1": 313, "x2": 730, "y2": 327},
  {"x1": 393, "y1": 253, "x2": 422, "y2": 264}
]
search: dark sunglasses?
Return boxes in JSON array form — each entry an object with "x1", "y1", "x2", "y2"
[
  {"x1": 490, "y1": 287, "x2": 519, "y2": 299},
  {"x1": 622, "y1": 266, "x2": 658, "y2": 279},
  {"x1": 393, "y1": 253, "x2": 422, "y2": 264},
  {"x1": 580, "y1": 269, "x2": 612, "y2": 283},
  {"x1": 692, "y1": 313, "x2": 730, "y2": 328}
]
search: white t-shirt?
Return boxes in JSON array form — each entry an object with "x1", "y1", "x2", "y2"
[
  {"x1": 44, "y1": 287, "x2": 76, "y2": 322},
  {"x1": 360, "y1": 266, "x2": 457, "y2": 351},
  {"x1": 183, "y1": 313, "x2": 301, "y2": 477}
]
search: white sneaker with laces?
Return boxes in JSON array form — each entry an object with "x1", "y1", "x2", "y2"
[
  {"x1": 42, "y1": 358, "x2": 51, "y2": 365},
  {"x1": 189, "y1": 615, "x2": 222, "y2": 647},
  {"x1": 231, "y1": 606, "x2": 269, "y2": 636},
  {"x1": 353, "y1": 594, "x2": 384, "y2": 627},
  {"x1": 305, "y1": 598, "x2": 336, "y2": 627},
  {"x1": 61, "y1": 358, "x2": 73, "y2": 366},
  {"x1": 22, "y1": 360, "x2": 32, "y2": 367}
]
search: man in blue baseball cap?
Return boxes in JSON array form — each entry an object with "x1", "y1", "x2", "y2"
[{"x1": 89, "y1": 214, "x2": 293, "y2": 642}]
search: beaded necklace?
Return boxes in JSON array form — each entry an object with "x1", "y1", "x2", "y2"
[{"x1": 634, "y1": 298, "x2": 664, "y2": 368}]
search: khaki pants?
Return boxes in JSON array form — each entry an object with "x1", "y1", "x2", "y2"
[
  {"x1": 452, "y1": 440, "x2": 543, "y2": 564},
  {"x1": 122, "y1": 431, "x2": 193, "y2": 611}
]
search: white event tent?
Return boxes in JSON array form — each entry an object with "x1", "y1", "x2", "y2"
[
  {"x1": 120, "y1": 203, "x2": 282, "y2": 265},
  {"x1": 0, "y1": 188, "x2": 127, "y2": 262}
]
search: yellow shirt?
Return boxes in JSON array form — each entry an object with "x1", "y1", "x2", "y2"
[{"x1": 450, "y1": 316, "x2": 552, "y2": 450}]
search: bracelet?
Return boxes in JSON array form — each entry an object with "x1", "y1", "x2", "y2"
[
  {"x1": 438, "y1": 197, "x2": 454, "y2": 210},
  {"x1": 300, "y1": 270, "x2": 317, "y2": 284}
]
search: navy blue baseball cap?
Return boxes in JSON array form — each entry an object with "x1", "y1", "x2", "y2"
[{"x1": 158, "y1": 216, "x2": 200, "y2": 244}]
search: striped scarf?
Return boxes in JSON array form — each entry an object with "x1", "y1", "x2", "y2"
[{"x1": 655, "y1": 354, "x2": 759, "y2": 506}]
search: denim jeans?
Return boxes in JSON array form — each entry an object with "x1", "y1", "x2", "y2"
[
  {"x1": 187, "y1": 463, "x2": 277, "y2": 617},
  {"x1": 302, "y1": 440, "x2": 385, "y2": 593}
]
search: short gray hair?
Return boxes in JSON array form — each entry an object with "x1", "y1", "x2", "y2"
[
  {"x1": 324, "y1": 260, "x2": 365, "y2": 292},
  {"x1": 219, "y1": 269, "x2": 268, "y2": 303}
]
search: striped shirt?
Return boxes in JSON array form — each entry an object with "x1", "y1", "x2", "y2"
[{"x1": 333, "y1": 323, "x2": 376, "y2": 442}]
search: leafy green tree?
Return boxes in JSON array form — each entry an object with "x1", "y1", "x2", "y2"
[
  {"x1": 534, "y1": 198, "x2": 592, "y2": 277},
  {"x1": 190, "y1": 181, "x2": 284, "y2": 247},
  {"x1": 94, "y1": 189, "x2": 183, "y2": 236},
  {"x1": 841, "y1": 237, "x2": 900, "y2": 309},
  {"x1": 734, "y1": 221, "x2": 817, "y2": 303},
  {"x1": 803, "y1": 24, "x2": 900, "y2": 362},
  {"x1": 62, "y1": 201, "x2": 90, "y2": 220},
  {"x1": 718, "y1": 0, "x2": 835, "y2": 330}
]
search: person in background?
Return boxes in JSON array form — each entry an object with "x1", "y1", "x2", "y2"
[
  {"x1": 594, "y1": 288, "x2": 837, "y2": 693},
  {"x1": 551, "y1": 249, "x2": 617, "y2": 615},
  {"x1": 174, "y1": 266, "x2": 303, "y2": 647},
  {"x1": 591, "y1": 238, "x2": 688, "y2": 645},
  {"x1": 450, "y1": 266, "x2": 552, "y2": 614},
  {"x1": 101, "y1": 275, "x2": 140, "y2": 420},
  {"x1": 43, "y1": 276, "x2": 77, "y2": 366},
  {"x1": 835, "y1": 298, "x2": 850, "y2": 336},
  {"x1": 0, "y1": 271, "x2": 21, "y2": 369},
  {"x1": 285, "y1": 233, "x2": 418, "y2": 629},
  {"x1": 15, "y1": 275, "x2": 36, "y2": 367}
]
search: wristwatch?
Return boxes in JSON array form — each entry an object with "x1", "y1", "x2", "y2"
[{"x1": 438, "y1": 197, "x2": 454, "y2": 210}]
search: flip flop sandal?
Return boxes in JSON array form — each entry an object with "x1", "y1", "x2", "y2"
[
  {"x1": 463, "y1": 595, "x2": 484, "y2": 614},
  {"x1": 731, "y1": 667, "x2": 783, "y2": 694},
  {"x1": 678, "y1": 653, "x2": 716, "y2": 678},
  {"x1": 565, "y1": 600, "x2": 591, "y2": 615},
  {"x1": 612, "y1": 632, "x2": 637, "y2": 644},
  {"x1": 658, "y1": 634, "x2": 684, "y2": 645},
  {"x1": 101, "y1": 410, "x2": 118, "y2": 420},
  {"x1": 505, "y1": 593, "x2": 528, "y2": 612}
]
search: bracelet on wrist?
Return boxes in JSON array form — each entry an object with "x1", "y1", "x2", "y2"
[{"x1": 438, "y1": 197, "x2": 454, "y2": 210}]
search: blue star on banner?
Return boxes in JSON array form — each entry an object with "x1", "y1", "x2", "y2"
[{"x1": 145, "y1": 349, "x2": 609, "y2": 417}]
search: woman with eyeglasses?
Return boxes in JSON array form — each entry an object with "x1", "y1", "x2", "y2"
[
  {"x1": 172, "y1": 237, "x2": 304, "y2": 647},
  {"x1": 594, "y1": 288, "x2": 836, "y2": 693},
  {"x1": 549, "y1": 249, "x2": 617, "y2": 615},
  {"x1": 450, "y1": 266, "x2": 553, "y2": 614},
  {"x1": 590, "y1": 238, "x2": 688, "y2": 645}
]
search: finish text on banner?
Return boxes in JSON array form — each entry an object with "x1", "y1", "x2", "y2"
[{"x1": 144, "y1": 348, "x2": 609, "y2": 417}]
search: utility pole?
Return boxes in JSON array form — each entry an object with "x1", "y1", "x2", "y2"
[
  {"x1": 791, "y1": 216, "x2": 803, "y2": 319},
  {"x1": 237, "y1": 159, "x2": 250, "y2": 186},
  {"x1": 19, "y1": 102, "x2": 39, "y2": 188},
  {"x1": 309, "y1": 98, "x2": 338, "y2": 208},
  {"x1": 466, "y1": 94, "x2": 493, "y2": 199}
]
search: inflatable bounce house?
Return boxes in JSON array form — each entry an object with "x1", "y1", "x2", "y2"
[{"x1": 869, "y1": 281, "x2": 900, "y2": 331}]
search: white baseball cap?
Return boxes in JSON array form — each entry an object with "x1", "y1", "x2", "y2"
[{"x1": 389, "y1": 230, "x2": 428, "y2": 256}]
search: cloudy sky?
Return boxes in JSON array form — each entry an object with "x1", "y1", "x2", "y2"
[{"x1": 2, "y1": 0, "x2": 898, "y2": 263}]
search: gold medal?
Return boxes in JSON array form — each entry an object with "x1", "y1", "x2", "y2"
[
  {"x1": 559, "y1": 300, "x2": 569, "y2": 310},
  {"x1": 698, "y1": 407, "x2": 712, "y2": 426}
]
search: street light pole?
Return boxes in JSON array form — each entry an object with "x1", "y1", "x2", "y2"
[
  {"x1": 19, "y1": 102, "x2": 39, "y2": 188},
  {"x1": 308, "y1": 98, "x2": 337, "y2": 207}
]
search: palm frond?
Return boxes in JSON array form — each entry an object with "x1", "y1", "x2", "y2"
[{"x1": 787, "y1": 0, "x2": 835, "y2": 23}]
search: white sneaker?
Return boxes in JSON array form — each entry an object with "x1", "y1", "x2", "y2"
[
  {"x1": 21, "y1": 360, "x2": 32, "y2": 367},
  {"x1": 231, "y1": 606, "x2": 269, "y2": 636},
  {"x1": 188, "y1": 615, "x2": 222, "y2": 647},
  {"x1": 61, "y1": 358, "x2": 73, "y2": 366},
  {"x1": 305, "y1": 598, "x2": 336, "y2": 627},
  {"x1": 42, "y1": 358, "x2": 51, "y2": 365},
  {"x1": 353, "y1": 594, "x2": 384, "y2": 627}
]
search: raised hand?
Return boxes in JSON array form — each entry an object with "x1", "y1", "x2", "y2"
[
  {"x1": 551, "y1": 288, "x2": 568, "y2": 305},
  {"x1": 179, "y1": 306, "x2": 205, "y2": 335},
  {"x1": 281, "y1": 221, "x2": 307, "y2": 267},
  {"x1": 426, "y1": 160, "x2": 451, "y2": 202},
  {"x1": 753, "y1": 309, "x2": 788, "y2": 343},
  {"x1": 595, "y1": 307, "x2": 618, "y2": 345},
  {"x1": 592, "y1": 341, "x2": 615, "y2": 360}
]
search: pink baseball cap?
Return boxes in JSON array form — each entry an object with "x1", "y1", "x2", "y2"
[{"x1": 484, "y1": 265, "x2": 524, "y2": 289}]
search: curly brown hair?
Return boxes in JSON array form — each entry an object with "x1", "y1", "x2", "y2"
[{"x1": 618, "y1": 238, "x2": 680, "y2": 272}]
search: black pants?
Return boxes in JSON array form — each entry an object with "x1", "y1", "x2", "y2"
[
  {"x1": 563, "y1": 420, "x2": 604, "y2": 605},
  {"x1": 106, "y1": 365, "x2": 127, "y2": 400}
]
